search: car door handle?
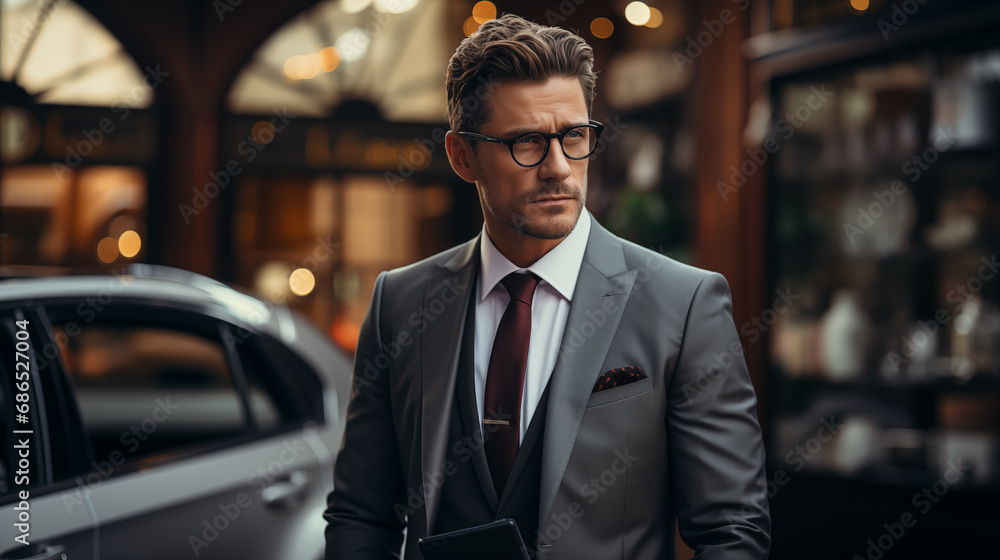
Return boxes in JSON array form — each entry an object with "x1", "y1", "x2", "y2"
[
  {"x1": 2, "y1": 544, "x2": 65, "y2": 560},
  {"x1": 261, "y1": 470, "x2": 311, "y2": 508}
]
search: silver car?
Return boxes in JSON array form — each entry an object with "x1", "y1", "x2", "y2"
[{"x1": 0, "y1": 265, "x2": 352, "y2": 559}]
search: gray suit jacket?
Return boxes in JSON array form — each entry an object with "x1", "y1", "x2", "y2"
[{"x1": 324, "y1": 214, "x2": 771, "y2": 559}]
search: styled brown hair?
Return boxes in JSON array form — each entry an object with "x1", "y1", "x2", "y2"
[{"x1": 446, "y1": 14, "x2": 597, "y2": 134}]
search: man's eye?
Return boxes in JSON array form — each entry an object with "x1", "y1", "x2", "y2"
[
  {"x1": 565, "y1": 129, "x2": 586, "y2": 139},
  {"x1": 515, "y1": 135, "x2": 542, "y2": 145}
]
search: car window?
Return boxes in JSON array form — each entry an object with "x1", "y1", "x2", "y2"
[
  {"x1": 238, "y1": 340, "x2": 283, "y2": 431},
  {"x1": 53, "y1": 321, "x2": 248, "y2": 471},
  {"x1": 236, "y1": 333, "x2": 321, "y2": 432}
]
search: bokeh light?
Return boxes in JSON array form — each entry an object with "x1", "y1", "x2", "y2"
[
  {"x1": 373, "y1": 0, "x2": 419, "y2": 14},
  {"x1": 118, "y1": 230, "x2": 141, "y2": 258},
  {"x1": 624, "y1": 2, "x2": 651, "y2": 26},
  {"x1": 289, "y1": 268, "x2": 317, "y2": 296},
  {"x1": 283, "y1": 53, "x2": 321, "y2": 80},
  {"x1": 645, "y1": 7, "x2": 664, "y2": 28},
  {"x1": 472, "y1": 1, "x2": 496, "y2": 24},
  {"x1": 336, "y1": 28, "x2": 371, "y2": 62},
  {"x1": 319, "y1": 46, "x2": 341, "y2": 72},
  {"x1": 97, "y1": 237, "x2": 118, "y2": 263},
  {"x1": 463, "y1": 16, "x2": 481, "y2": 37},
  {"x1": 329, "y1": 316, "x2": 362, "y2": 352},
  {"x1": 850, "y1": 0, "x2": 870, "y2": 12},
  {"x1": 591, "y1": 17, "x2": 614, "y2": 39},
  {"x1": 254, "y1": 261, "x2": 292, "y2": 303}
]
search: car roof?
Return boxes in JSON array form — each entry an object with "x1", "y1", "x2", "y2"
[{"x1": 0, "y1": 265, "x2": 289, "y2": 338}]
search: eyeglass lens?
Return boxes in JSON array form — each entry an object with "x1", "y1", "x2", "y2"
[{"x1": 511, "y1": 126, "x2": 597, "y2": 166}]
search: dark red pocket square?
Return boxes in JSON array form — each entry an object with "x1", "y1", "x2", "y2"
[{"x1": 592, "y1": 366, "x2": 645, "y2": 393}]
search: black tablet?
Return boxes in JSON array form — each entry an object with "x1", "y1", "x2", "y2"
[{"x1": 417, "y1": 518, "x2": 531, "y2": 560}]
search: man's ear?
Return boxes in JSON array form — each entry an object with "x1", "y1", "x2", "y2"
[{"x1": 445, "y1": 131, "x2": 478, "y2": 184}]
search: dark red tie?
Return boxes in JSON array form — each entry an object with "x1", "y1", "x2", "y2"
[{"x1": 483, "y1": 272, "x2": 538, "y2": 494}]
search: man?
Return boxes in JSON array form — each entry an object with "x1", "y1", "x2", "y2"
[{"x1": 325, "y1": 14, "x2": 770, "y2": 560}]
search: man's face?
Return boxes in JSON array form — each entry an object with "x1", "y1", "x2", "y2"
[{"x1": 468, "y1": 77, "x2": 590, "y2": 241}]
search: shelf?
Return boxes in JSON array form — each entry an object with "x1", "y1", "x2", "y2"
[
  {"x1": 745, "y1": 0, "x2": 1000, "y2": 77},
  {"x1": 767, "y1": 469, "x2": 1000, "y2": 559},
  {"x1": 765, "y1": 462, "x2": 1000, "y2": 494},
  {"x1": 772, "y1": 373, "x2": 1000, "y2": 393}
]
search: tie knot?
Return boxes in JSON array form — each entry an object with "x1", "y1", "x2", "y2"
[{"x1": 501, "y1": 272, "x2": 539, "y2": 306}]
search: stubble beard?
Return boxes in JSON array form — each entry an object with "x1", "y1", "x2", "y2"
[{"x1": 479, "y1": 175, "x2": 588, "y2": 240}]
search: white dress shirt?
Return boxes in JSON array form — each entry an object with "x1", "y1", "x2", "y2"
[{"x1": 475, "y1": 210, "x2": 591, "y2": 444}]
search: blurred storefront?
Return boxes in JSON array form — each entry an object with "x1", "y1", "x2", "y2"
[
  {"x1": 746, "y1": 1, "x2": 1000, "y2": 557},
  {"x1": 1, "y1": 0, "x2": 160, "y2": 269},
  {"x1": 2, "y1": 0, "x2": 999, "y2": 557}
]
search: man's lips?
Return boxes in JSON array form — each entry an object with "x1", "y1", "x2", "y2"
[
  {"x1": 532, "y1": 196, "x2": 574, "y2": 207},
  {"x1": 532, "y1": 195, "x2": 575, "y2": 203}
]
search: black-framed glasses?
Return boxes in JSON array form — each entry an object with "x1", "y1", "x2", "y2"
[{"x1": 457, "y1": 120, "x2": 605, "y2": 167}]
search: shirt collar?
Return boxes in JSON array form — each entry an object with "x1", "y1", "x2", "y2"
[{"x1": 479, "y1": 210, "x2": 591, "y2": 302}]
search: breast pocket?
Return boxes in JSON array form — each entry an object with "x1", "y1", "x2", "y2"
[{"x1": 585, "y1": 376, "x2": 654, "y2": 408}]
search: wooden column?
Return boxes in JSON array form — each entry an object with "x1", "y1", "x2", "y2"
[
  {"x1": 692, "y1": 0, "x2": 767, "y2": 412},
  {"x1": 81, "y1": 0, "x2": 321, "y2": 278}
]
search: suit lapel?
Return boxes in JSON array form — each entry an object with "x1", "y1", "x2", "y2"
[
  {"x1": 421, "y1": 236, "x2": 480, "y2": 535},
  {"x1": 538, "y1": 219, "x2": 637, "y2": 526}
]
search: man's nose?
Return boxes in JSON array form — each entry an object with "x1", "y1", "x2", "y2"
[{"x1": 537, "y1": 138, "x2": 572, "y2": 182}]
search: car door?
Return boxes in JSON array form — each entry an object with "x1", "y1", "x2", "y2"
[
  {"x1": 0, "y1": 307, "x2": 96, "y2": 560},
  {"x1": 39, "y1": 300, "x2": 328, "y2": 560}
]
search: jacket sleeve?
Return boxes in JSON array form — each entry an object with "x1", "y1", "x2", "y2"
[
  {"x1": 666, "y1": 272, "x2": 771, "y2": 560},
  {"x1": 324, "y1": 272, "x2": 407, "y2": 559}
]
